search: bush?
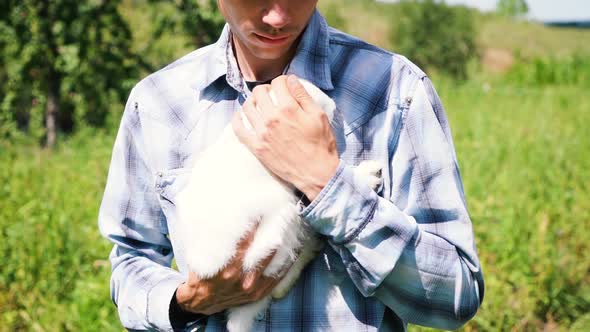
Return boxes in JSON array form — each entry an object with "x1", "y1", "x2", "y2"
[{"x1": 392, "y1": 0, "x2": 478, "y2": 79}]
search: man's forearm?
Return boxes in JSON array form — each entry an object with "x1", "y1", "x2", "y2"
[
  {"x1": 299, "y1": 76, "x2": 484, "y2": 329},
  {"x1": 299, "y1": 162, "x2": 483, "y2": 329},
  {"x1": 107, "y1": 244, "x2": 187, "y2": 330},
  {"x1": 98, "y1": 85, "x2": 193, "y2": 330},
  {"x1": 374, "y1": 231, "x2": 483, "y2": 330}
]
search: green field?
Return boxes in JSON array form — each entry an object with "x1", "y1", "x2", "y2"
[
  {"x1": 1, "y1": 1, "x2": 590, "y2": 331},
  {"x1": 2, "y1": 74, "x2": 588, "y2": 332}
]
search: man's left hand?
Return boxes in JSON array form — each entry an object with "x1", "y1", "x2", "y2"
[{"x1": 232, "y1": 75, "x2": 339, "y2": 201}]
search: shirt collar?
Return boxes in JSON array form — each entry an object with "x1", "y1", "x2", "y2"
[
  {"x1": 191, "y1": 9, "x2": 333, "y2": 92},
  {"x1": 285, "y1": 10, "x2": 333, "y2": 91},
  {"x1": 189, "y1": 24, "x2": 233, "y2": 91}
]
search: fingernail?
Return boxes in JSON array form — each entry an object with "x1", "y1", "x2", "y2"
[{"x1": 287, "y1": 75, "x2": 298, "y2": 87}]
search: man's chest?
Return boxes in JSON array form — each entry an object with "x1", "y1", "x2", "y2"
[{"x1": 141, "y1": 88, "x2": 404, "y2": 176}]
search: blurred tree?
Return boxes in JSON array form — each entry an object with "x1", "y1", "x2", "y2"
[
  {"x1": 497, "y1": 0, "x2": 529, "y2": 17},
  {"x1": 150, "y1": 0, "x2": 224, "y2": 48},
  {"x1": 141, "y1": 0, "x2": 225, "y2": 69},
  {"x1": 0, "y1": 0, "x2": 225, "y2": 147},
  {"x1": 392, "y1": 0, "x2": 478, "y2": 80},
  {"x1": 0, "y1": 0, "x2": 139, "y2": 148}
]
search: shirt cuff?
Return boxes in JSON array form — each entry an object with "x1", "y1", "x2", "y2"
[
  {"x1": 169, "y1": 289, "x2": 208, "y2": 331},
  {"x1": 146, "y1": 273, "x2": 187, "y2": 331},
  {"x1": 299, "y1": 160, "x2": 420, "y2": 296},
  {"x1": 299, "y1": 161, "x2": 377, "y2": 244}
]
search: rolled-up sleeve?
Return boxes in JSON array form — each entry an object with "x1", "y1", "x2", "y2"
[
  {"x1": 98, "y1": 87, "x2": 186, "y2": 331},
  {"x1": 300, "y1": 77, "x2": 484, "y2": 330}
]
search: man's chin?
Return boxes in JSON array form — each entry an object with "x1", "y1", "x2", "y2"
[
  {"x1": 248, "y1": 42, "x2": 294, "y2": 60},
  {"x1": 253, "y1": 50, "x2": 291, "y2": 61}
]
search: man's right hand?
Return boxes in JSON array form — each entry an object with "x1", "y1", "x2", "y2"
[{"x1": 175, "y1": 226, "x2": 281, "y2": 316}]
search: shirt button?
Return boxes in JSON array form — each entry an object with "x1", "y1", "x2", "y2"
[
  {"x1": 404, "y1": 96, "x2": 413, "y2": 106},
  {"x1": 255, "y1": 311, "x2": 265, "y2": 321}
]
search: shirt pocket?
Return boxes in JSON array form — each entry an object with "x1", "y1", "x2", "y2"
[
  {"x1": 154, "y1": 167, "x2": 194, "y2": 262},
  {"x1": 156, "y1": 167, "x2": 192, "y2": 206}
]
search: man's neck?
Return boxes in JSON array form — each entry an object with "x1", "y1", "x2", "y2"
[{"x1": 231, "y1": 34, "x2": 298, "y2": 83}]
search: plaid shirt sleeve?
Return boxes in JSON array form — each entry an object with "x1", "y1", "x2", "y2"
[
  {"x1": 300, "y1": 76, "x2": 484, "y2": 330},
  {"x1": 98, "y1": 87, "x2": 199, "y2": 331}
]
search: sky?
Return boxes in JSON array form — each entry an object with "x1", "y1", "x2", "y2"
[{"x1": 377, "y1": 0, "x2": 590, "y2": 22}]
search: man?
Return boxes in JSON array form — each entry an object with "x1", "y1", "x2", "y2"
[{"x1": 99, "y1": 0, "x2": 485, "y2": 331}]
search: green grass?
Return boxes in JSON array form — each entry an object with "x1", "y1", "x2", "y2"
[
  {"x1": 0, "y1": 130, "x2": 121, "y2": 332},
  {"x1": 2, "y1": 2, "x2": 590, "y2": 330},
  {"x1": 1, "y1": 75, "x2": 589, "y2": 331},
  {"x1": 435, "y1": 79, "x2": 590, "y2": 331}
]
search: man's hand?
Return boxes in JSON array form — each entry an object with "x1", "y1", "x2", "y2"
[
  {"x1": 232, "y1": 75, "x2": 339, "y2": 201},
  {"x1": 175, "y1": 226, "x2": 281, "y2": 315}
]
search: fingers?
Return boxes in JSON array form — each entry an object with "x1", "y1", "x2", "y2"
[
  {"x1": 232, "y1": 111, "x2": 257, "y2": 147},
  {"x1": 241, "y1": 250, "x2": 278, "y2": 295},
  {"x1": 186, "y1": 271, "x2": 201, "y2": 287},
  {"x1": 247, "y1": 249, "x2": 278, "y2": 279},
  {"x1": 252, "y1": 84, "x2": 276, "y2": 111},
  {"x1": 259, "y1": 249, "x2": 277, "y2": 270},
  {"x1": 270, "y1": 76, "x2": 300, "y2": 111},
  {"x1": 286, "y1": 74, "x2": 315, "y2": 111},
  {"x1": 255, "y1": 276, "x2": 281, "y2": 301},
  {"x1": 236, "y1": 222, "x2": 259, "y2": 254},
  {"x1": 241, "y1": 96, "x2": 265, "y2": 133},
  {"x1": 242, "y1": 270, "x2": 257, "y2": 291},
  {"x1": 222, "y1": 222, "x2": 258, "y2": 276},
  {"x1": 246, "y1": 255, "x2": 283, "y2": 301}
]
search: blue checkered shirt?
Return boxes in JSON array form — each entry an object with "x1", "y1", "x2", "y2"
[{"x1": 99, "y1": 10, "x2": 484, "y2": 332}]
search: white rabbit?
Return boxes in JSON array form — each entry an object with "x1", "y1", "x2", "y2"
[{"x1": 176, "y1": 79, "x2": 382, "y2": 332}]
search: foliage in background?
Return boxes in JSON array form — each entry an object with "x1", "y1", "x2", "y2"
[
  {"x1": 0, "y1": 0, "x2": 139, "y2": 148},
  {"x1": 1, "y1": 1, "x2": 590, "y2": 331},
  {"x1": 497, "y1": 0, "x2": 529, "y2": 17},
  {"x1": 393, "y1": 0, "x2": 478, "y2": 79},
  {"x1": 0, "y1": 0, "x2": 223, "y2": 149},
  {"x1": 148, "y1": 0, "x2": 224, "y2": 51},
  {"x1": 119, "y1": 0, "x2": 224, "y2": 73},
  {"x1": 318, "y1": 0, "x2": 590, "y2": 60}
]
